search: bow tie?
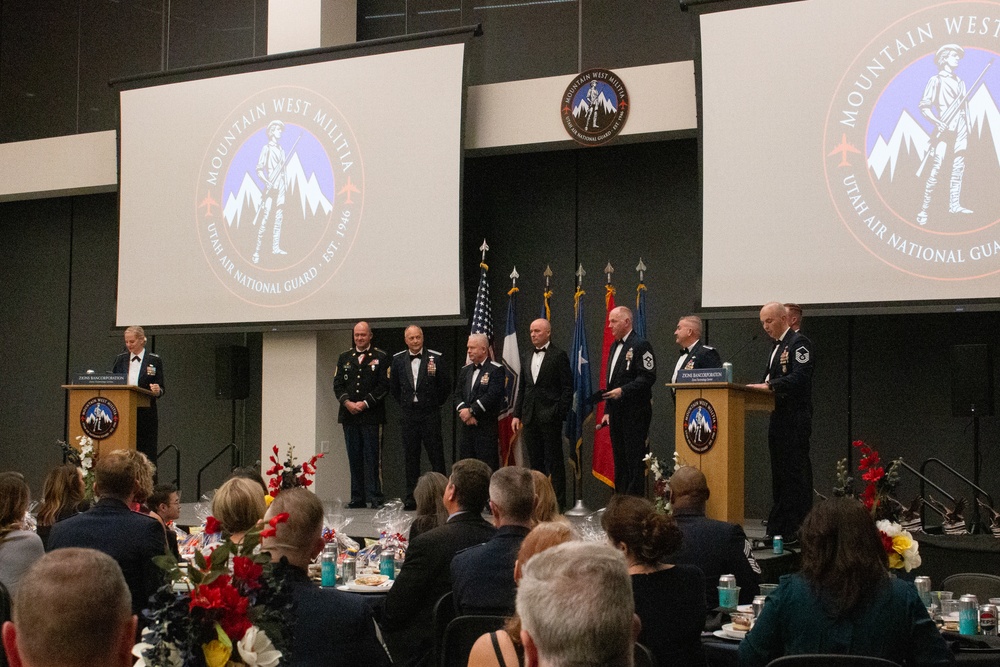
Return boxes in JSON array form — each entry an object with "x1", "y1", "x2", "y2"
[
  {"x1": 534, "y1": 348, "x2": 546, "y2": 354},
  {"x1": 410, "y1": 354, "x2": 421, "y2": 361},
  {"x1": 473, "y1": 364, "x2": 482, "y2": 371},
  {"x1": 132, "y1": 356, "x2": 141, "y2": 363},
  {"x1": 678, "y1": 348, "x2": 688, "y2": 357}
]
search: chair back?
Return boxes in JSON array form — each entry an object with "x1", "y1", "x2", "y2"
[
  {"x1": 942, "y1": 572, "x2": 1000, "y2": 601},
  {"x1": 0, "y1": 581, "x2": 10, "y2": 667},
  {"x1": 634, "y1": 641, "x2": 658, "y2": 667},
  {"x1": 440, "y1": 615, "x2": 507, "y2": 667},
  {"x1": 432, "y1": 591, "x2": 456, "y2": 666},
  {"x1": 766, "y1": 656, "x2": 901, "y2": 667}
]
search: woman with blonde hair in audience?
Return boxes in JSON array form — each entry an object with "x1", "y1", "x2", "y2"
[
  {"x1": 0, "y1": 472, "x2": 44, "y2": 597},
  {"x1": 408, "y1": 471, "x2": 448, "y2": 540},
  {"x1": 739, "y1": 497, "x2": 953, "y2": 666},
  {"x1": 530, "y1": 470, "x2": 562, "y2": 525},
  {"x1": 602, "y1": 494, "x2": 707, "y2": 667},
  {"x1": 467, "y1": 521, "x2": 578, "y2": 667},
  {"x1": 35, "y1": 464, "x2": 87, "y2": 548},
  {"x1": 211, "y1": 476, "x2": 266, "y2": 544}
]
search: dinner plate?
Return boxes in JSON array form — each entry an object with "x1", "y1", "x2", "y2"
[
  {"x1": 712, "y1": 630, "x2": 741, "y2": 642},
  {"x1": 337, "y1": 580, "x2": 394, "y2": 593},
  {"x1": 736, "y1": 604, "x2": 753, "y2": 613},
  {"x1": 721, "y1": 623, "x2": 747, "y2": 640}
]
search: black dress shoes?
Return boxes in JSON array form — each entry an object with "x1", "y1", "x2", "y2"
[{"x1": 346, "y1": 500, "x2": 365, "y2": 509}]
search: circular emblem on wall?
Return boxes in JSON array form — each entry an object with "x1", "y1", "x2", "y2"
[
  {"x1": 682, "y1": 398, "x2": 718, "y2": 454},
  {"x1": 196, "y1": 86, "x2": 364, "y2": 308},
  {"x1": 80, "y1": 397, "x2": 119, "y2": 440},
  {"x1": 824, "y1": 3, "x2": 1000, "y2": 281},
  {"x1": 561, "y1": 68, "x2": 630, "y2": 146}
]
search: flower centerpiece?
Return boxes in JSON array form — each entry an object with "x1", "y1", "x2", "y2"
[
  {"x1": 137, "y1": 517, "x2": 295, "y2": 667},
  {"x1": 643, "y1": 451, "x2": 682, "y2": 513},
  {"x1": 58, "y1": 435, "x2": 96, "y2": 500},
  {"x1": 876, "y1": 519, "x2": 922, "y2": 572},
  {"x1": 265, "y1": 445, "x2": 323, "y2": 500}
]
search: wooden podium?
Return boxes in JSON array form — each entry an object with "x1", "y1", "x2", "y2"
[
  {"x1": 667, "y1": 382, "x2": 774, "y2": 525},
  {"x1": 63, "y1": 384, "x2": 154, "y2": 454}
]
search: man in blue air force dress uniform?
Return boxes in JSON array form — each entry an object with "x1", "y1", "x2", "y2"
[
  {"x1": 748, "y1": 302, "x2": 815, "y2": 543},
  {"x1": 601, "y1": 306, "x2": 656, "y2": 496},
  {"x1": 334, "y1": 321, "x2": 390, "y2": 509},
  {"x1": 111, "y1": 325, "x2": 164, "y2": 462},
  {"x1": 455, "y1": 333, "x2": 506, "y2": 471},
  {"x1": 672, "y1": 315, "x2": 722, "y2": 385},
  {"x1": 389, "y1": 325, "x2": 451, "y2": 510}
]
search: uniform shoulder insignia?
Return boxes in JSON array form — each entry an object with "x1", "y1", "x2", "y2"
[
  {"x1": 428, "y1": 349, "x2": 443, "y2": 356},
  {"x1": 703, "y1": 345, "x2": 715, "y2": 351},
  {"x1": 393, "y1": 350, "x2": 407, "y2": 357},
  {"x1": 489, "y1": 361, "x2": 504, "y2": 369}
]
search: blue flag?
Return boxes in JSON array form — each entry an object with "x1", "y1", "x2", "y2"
[
  {"x1": 634, "y1": 280, "x2": 648, "y2": 340},
  {"x1": 566, "y1": 287, "x2": 593, "y2": 463}
]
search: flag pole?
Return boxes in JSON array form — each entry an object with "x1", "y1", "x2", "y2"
[{"x1": 565, "y1": 264, "x2": 591, "y2": 517}]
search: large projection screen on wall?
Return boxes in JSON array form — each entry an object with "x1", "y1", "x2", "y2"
[
  {"x1": 701, "y1": 0, "x2": 1000, "y2": 309},
  {"x1": 117, "y1": 41, "x2": 466, "y2": 327}
]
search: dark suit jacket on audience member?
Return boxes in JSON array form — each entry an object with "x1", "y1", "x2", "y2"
[
  {"x1": 450, "y1": 524, "x2": 531, "y2": 615},
  {"x1": 272, "y1": 560, "x2": 391, "y2": 667},
  {"x1": 47, "y1": 497, "x2": 168, "y2": 617},
  {"x1": 383, "y1": 511, "x2": 497, "y2": 665},
  {"x1": 668, "y1": 507, "x2": 761, "y2": 606}
]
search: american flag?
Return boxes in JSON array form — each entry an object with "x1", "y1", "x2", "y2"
[{"x1": 470, "y1": 261, "x2": 494, "y2": 343}]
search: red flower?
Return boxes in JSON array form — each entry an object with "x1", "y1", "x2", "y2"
[
  {"x1": 189, "y1": 574, "x2": 253, "y2": 641},
  {"x1": 860, "y1": 484, "x2": 877, "y2": 510},
  {"x1": 205, "y1": 516, "x2": 221, "y2": 535},
  {"x1": 879, "y1": 530, "x2": 894, "y2": 554},
  {"x1": 862, "y1": 466, "x2": 885, "y2": 483},
  {"x1": 232, "y1": 556, "x2": 263, "y2": 590},
  {"x1": 260, "y1": 512, "x2": 290, "y2": 539}
]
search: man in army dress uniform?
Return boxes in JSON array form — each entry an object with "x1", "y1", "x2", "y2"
[
  {"x1": 334, "y1": 321, "x2": 390, "y2": 508},
  {"x1": 455, "y1": 333, "x2": 505, "y2": 471}
]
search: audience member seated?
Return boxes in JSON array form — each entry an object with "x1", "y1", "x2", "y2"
[
  {"x1": 229, "y1": 465, "x2": 269, "y2": 496},
  {"x1": 1, "y1": 548, "x2": 137, "y2": 667},
  {"x1": 48, "y1": 450, "x2": 167, "y2": 618},
  {"x1": 467, "y1": 521, "x2": 577, "y2": 667},
  {"x1": 262, "y1": 487, "x2": 391, "y2": 666},
  {"x1": 0, "y1": 473, "x2": 44, "y2": 598},
  {"x1": 739, "y1": 497, "x2": 954, "y2": 667},
  {"x1": 452, "y1": 466, "x2": 535, "y2": 615},
  {"x1": 148, "y1": 484, "x2": 181, "y2": 560},
  {"x1": 530, "y1": 470, "x2": 563, "y2": 525},
  {"x1": 517, "y1": 541, "x2": 639, "y2": 667},
  {"x1": 383, "y1": 458, "x2": 496, "y2": 666},
  {"x1": 211, "y1": 476, "x2": 266, "y2": 544},
  {"x1": 408, "y1": 471, "x2": 449, "y2": 541},
  {"x1": 602, "y1": 494, "x2": 707, "y2": 667},
  {"x1": 666, "y1": 466, "x2": 761, "y2": 607},
  {"x1": 35, "y1": 464, "x2": 87, "y2": 549}
]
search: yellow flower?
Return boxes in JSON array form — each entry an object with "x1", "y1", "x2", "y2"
[
  {"x1": 202, "y1": 623, "x2": 233, "y2": 667},
  {"x1": 264, "y1": 494, "x2": 274, "y2": 507}
]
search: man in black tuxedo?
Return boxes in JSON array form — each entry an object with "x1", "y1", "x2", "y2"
[
  {"x1": 48, "y1": 449, "x2": 167, "y2": 619},
  {"x1": 601, "y1": 306, "x2": 656, "y2": 496},
  {"x1": 748, "y1": 302, "x2": 815, "y2": 543},
  {"x1": 264, "y1": 488, "x2": 391, "y2": 666},
  {"x1": 512, "y1": 318, "x2": 573, "y2": 509},
  {"x1": 383, "y1": 458, "x2": 495, "y2": 666},
  {"x1": 334, "y1": 321, "x2": 390, "y2": 509},
  {"x1": 671, "y1": 315, "x2": 722, "y2": 383},
  {"x1": 390, "y1": 325, "x2": 451, "y2": 511},
  {"x1": 451, "y1": 465, "x2": 534, "y2": 615},
  {"x1": 455, "y1": 333, "x2": 505, "y2": 471},
  {"x1": 111, "y1": 326, "x2": 164, "y2": 462},
  {"x1": 666, "y1": 466, "x2": 761, "y2": 608}
]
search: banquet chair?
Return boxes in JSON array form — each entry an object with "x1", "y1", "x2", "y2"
[
  {"x1": 634, "y1": 641, "x2": 658, "y2": 667},
  {"x1": 942, "y1": 573, "x2": 1000, "y2": 602},
  {"x1": 0, "y1": 581, "x2": 9, "y2": 667},
  {"x1": 432, "y1": 591, "x2": 456, "y2": 666},
  {"x1": 766, "y1": 656, "x2": 901, "y2": 667},
  {"x1": 439, "y1": 614, "x2": 507, "y2": 667}
]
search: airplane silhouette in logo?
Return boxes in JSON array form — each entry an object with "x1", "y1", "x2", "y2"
[
  {"x1": 199, "y1": 192, "x2": 219, "y2": 217},
  {"x1": 828, "y1": 133, "x2": 862, "y2": 167},
  {"x1": 338, "y1": 176, "x2": 360, "y2": 205}
]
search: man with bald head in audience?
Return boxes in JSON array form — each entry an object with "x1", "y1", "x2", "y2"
[
  {"x1": 512, "y1": 318, "x2": 573, "y2": 509},
  {"x1": 263, "y1": 488, "x2": 391, "y2": 666},
  {"x1": 2, "y1": 548, "x2": 137, "y2": 667},
  {"x1": 602, "y1": 305, "x2": 657, "y2": 495},
  {"x1": 667, "y1": 466, "x2": 760, "y2": 608},
  {"x1": 748, "y1": 301, "x2": 815, "y2": 545}
]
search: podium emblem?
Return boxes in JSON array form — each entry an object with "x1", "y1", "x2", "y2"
[
  {"x1": 682, "y1": 398, "x2": 718, "y2": 454},
  {"x1": 80, "y1": 397, "x2": 119, "y2": 440}
]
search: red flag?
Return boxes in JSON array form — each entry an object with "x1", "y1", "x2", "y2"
[{"x1": 592, "y1": 284, "x2": 616, "y2": 487}]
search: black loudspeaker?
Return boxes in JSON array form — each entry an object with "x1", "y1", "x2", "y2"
[
  {"x1": 951, "y1": 344, "x2": 993, "y2": 417},
  {"x1": 215, "y1": 345, "x2": 250, "y2": 400}
]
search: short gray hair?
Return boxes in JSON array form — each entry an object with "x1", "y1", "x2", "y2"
[
  {"x1": 489, "y1": 466, "x2": 535, "y2": 523},
  {"x1": 516, "y1": 541, "x2": 634, "y2": 667}
]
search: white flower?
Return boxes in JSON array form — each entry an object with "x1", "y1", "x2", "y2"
[
  {"x1": 237, "y1": 626, "x2": 282, "y2": 667},
  {"x1": 876, "y1": 519, "x2": 900, "y2": 537},
  {"x1": 132, "y1": 630, "x2": 181, "y2": 667}
]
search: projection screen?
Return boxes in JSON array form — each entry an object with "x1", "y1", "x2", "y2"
[
  {"x1": 117, "y1": 41, "x2": 466, "y2": 327},
  {"x1": 701, "y1": 0, "x2": 1000, "y2": 308}
]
